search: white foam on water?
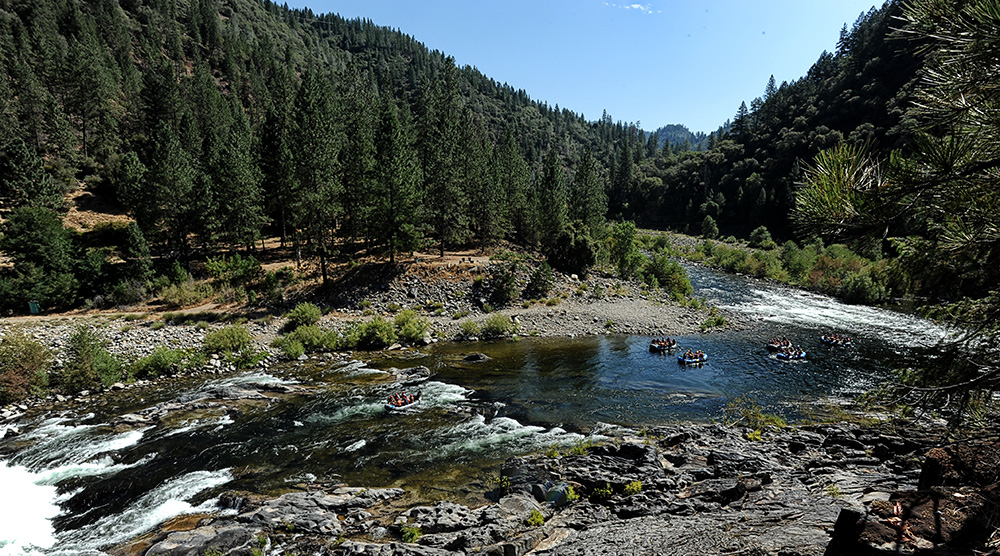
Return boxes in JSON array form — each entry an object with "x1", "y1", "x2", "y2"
[
  {"x1": 344, "y1": 439, "x2": 367, "y2": 452},
  {"x1": 213, "y1": 371, "x2": 296, "y2": 387},
  {"x1": 0, "y1": 463, "x2": 60, "y2": 555},
  {"x1": 724, "y1": 286, "x2": 951, "y2": 349},
  {"x1": 34, "y1": 453, "x2": 157, "y2": 486},
  {"x1": 437, "y1": 415, "x2": 587, "y2": 457},
  {"x1": 48, "y1": 468, "x2": 233, "y2": 555},
  {"x1": 310, "y1": 399, "x2": 385, "y2": 425},
  {"x1": 13, "y1": 420, "x2": 150, "y2": 472},
  {"x1": 416, "y1": 381, "x2": 471, "y2": 407}
]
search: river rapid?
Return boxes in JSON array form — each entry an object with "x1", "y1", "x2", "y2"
[{"x1": 0, "y1": 264, "x2": 950, "y2": 555}]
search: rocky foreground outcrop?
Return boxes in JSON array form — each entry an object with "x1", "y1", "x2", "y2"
[{"x1": 121, "y1": 420, "x2": 1000, "y2": 556}]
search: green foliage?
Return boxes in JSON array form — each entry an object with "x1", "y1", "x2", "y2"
[
  {"x1": 546, "y1": 221, "x2": 597, "y2": 277},
  {"x1": 276, "y1": 338, "x2": 305, "y2": 359},
  {"x1": 395, "y1": 310, "x2": 431, "y2": 344},
  {"x1": 724, "y1": 395, "x2": 787, "y2": 429},
  {"x1": 624, "y1": 481, "x2": 642, "y2": 495},
  {"x1": 205, "y1": 254, "x2": 264, "y2": 289},
  {"x1": 825, "y1": 483, "x2": 843, "y2": 499},
  {"x1": 459, "y1": 319, "x2": 481, "y2": 338},
  {"x1": 58, "y1": 326, "x2": 125, "y2": 393},
  {"x1": 131, "y1": 347, "x2": 193, "y2": 379},
  {"x1": 643, "y1": 254, "x2": 693, "y2": 300},
  {"x1": 610, "y1": 221, "x2": 642, "y2": 279},
  {"x1": 565, "y1": 485, "x2": 579, "y2": 502},
  {"x1": 0, "y1": 207, "x2": 79, "y2": 312},
  {"x1": 285, "y1": 302, "x2": 322, "y2": 330},
  {"x1": 489, "y1": 262, "x2": 519, "y2": 307},
  {"x1": 524, "y1": 262, "x2": 555, "y2": 298},
  {"x1": 839, "y1": 270, "x2": 888, "y2": 305},
  {"x1": 590, "y1": 482, "x2": 613, "y2": 502},
  {"x1": 0, "y1": 332, "x2": 53, "y2": 404},
  {"x1": 700, "y1": 307, "x2": 727, "y2": 331},
  {"x1": 748, "y1": 226, "x2": 774, "y2": 249},
  {"x1": 285, "y1": 325, "x2": 337, "y2": 352},
  {"x1": 203, "y1": 325, "x2": 253, "y2": 354},
  {"x1": 401, "y1": 526, "x2": 423, "y2": 543},
  {"x1": 701, "y1": 215, "x2": 719, "y2": 239},
  {"x1": 355, "y1": 316, "x2": 398, "y2": 350},
  {"x1": 568, "y1": 438, "x2": 595, "y2": 456},
  {"x1": 481, "y1": 314, "x2": 514, "y2": 339},
  {"x1": 526, "y1": 509, "x2": 545, "y2": 527}
]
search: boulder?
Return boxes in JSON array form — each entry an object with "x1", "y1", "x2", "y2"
[{"x1": 145, "y1": 524, "x2": 254, "y2": 556}]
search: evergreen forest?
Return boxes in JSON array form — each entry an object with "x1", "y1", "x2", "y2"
[{"x1": 1, "y1": 0, "x2": 998, "y2": 380}]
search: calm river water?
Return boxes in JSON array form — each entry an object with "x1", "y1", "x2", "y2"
[{"x1": 0, "y1": 264, "x2": 950, "y2": 555}]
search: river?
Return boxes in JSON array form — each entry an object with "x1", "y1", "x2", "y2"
[{"x1": 0, "y1": 264, "x2": 950, "y2": 555}]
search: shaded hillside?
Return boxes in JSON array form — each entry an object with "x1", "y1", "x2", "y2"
[{"x1": 0, "y1": 0, "x2": 931, "y2": 313}]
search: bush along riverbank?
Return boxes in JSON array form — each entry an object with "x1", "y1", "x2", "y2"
[
  {"x1": 649, "y1": 229, "x2": 903, "y2": 306},
  {"x1": 0, "y1": 252, "x2": 738, "y2": 413},
  {"x1": 113, "y1": 392, "x2": 999, "y2": 556}
]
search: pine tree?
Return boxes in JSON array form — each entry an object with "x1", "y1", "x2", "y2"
[
  {"x1": 569, "y1": 146, "x2": 607, "y2": 239},
  {"x1": 610, "y1": 141, "x2": 633, "y2": 218},
  {"x1": 373, "y1": 97, "x2": 422, "y2": 263},
  {"x1": 0, "y1": 136, "x2": 62, "y2": 209},
  {"x1": 121, "y1": 222, "x2": 153, "y2": 283},
  {"x1": 418, "y1": 58, "x2": 468, "y2": 255},
  {"x1": 537, "y1": 145, "x2": 567, "y2": 248},
  {"x1": 463, "y1": 112, "x2": 506, "y2": 248},
  {"x1": 498, "y1": 130, "x2": 534, "y2": 245},
  {"x1": 291, "y1": 69, "x2": 342, "y2": 285},
  {"x1": 216, "y1": 98, "x2": 267, "y2": 249},
  {"x1": 145, "y1": 121, "x2": 197, "y2": 257},
  {"x1": 337, "y1": 62, "x2": 377, "y2": 247}
]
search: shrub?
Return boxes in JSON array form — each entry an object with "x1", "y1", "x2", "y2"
[
  {"x1": 282, "y1": 325, "x2": 336, "y2": 352},
  {"x1": 0, "y1": 332, "x2": 52, "y2": 403},
  {"x1": 643, "y1": 255, "x2": 693, "y2": 299},
  {"x1": 132, "y1": 347, "x2": 190, "y2": 379},
  {"x1": 396, "y1": 311, "x2": 431, "y2": 344},
  {"x1": 489, "y1": 262, "x2": 519, "y2": 307},
  {"x1": 58, "y1": 326, "x2": 126, "y2": 392},
  {"x1": 546, "y1": 221, "x2": 597, "y2": 277},
  {"x1": 109, "y1": 279, "x2": 147, "y2": 306},
  {"x1": 590, "y1": 482, "x2": 613, "y2": 502},
  {"x1": 610, "y1": 221, "x2": 642, "y2": 279},
  {"x1": 839, "y1": 270, "x2": 888, "y2": 304},
  {"x1": 205, "y1": 253, "x2": 264, "y2": 288},
  {"x1": 452, "y1": 309, "x2": 470, "y2": 320},
  {"x1": 159, "y1": 280, "x2": 211, "y2": 307},
  {"x1": 701, "y1": 215, "x2": 719, "y2": 239},
  {"x1": 481, "y1": 314, "x2": 514, "y2": 338},
  {"x1": 285, "y1": 302, "x2": 321, "y2": 330},
  {"x1": 204, "y1": 325, "x2": 253, "y2": 354},
  {"x1": 276, "y1": 338, "x2": 305, "y2": 359},
  {"x1": 526, "y1": 509, "x2": 545, "y2": 527},
  {"x1": 356, "y1": 316, "x2": 397, "y2": 350},
  {"x1": 401, "y1": 526, "x2": 422, "y2": 543},
  {"x1": 748, "y1": 226, "x2": 773, "y2": 249},
  {"x1": 459, "y1": 320, "x2": 481, "y2": 338},
  {"x1": 524, "y1": 262, "x2": 555, "y2": 298},
  {"x1": 624, "y1": 481, "x2": 642, "y2": 495}
]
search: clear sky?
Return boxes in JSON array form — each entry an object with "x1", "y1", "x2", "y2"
[{"x1": 281, "y1": 1, "x2": 881, "y2": 134}]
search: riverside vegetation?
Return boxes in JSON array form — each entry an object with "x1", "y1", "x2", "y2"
[{"x1": 3, "y1": 0, "x2": 1000, "y2": 553}]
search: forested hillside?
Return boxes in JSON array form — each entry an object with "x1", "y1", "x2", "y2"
[{"x1": 0, "y1": 0, "x2": 937, "y2": 314}]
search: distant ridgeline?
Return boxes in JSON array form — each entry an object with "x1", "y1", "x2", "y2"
[{"x1": 0, "y1": 0, "x2": 922, "y2": 311}]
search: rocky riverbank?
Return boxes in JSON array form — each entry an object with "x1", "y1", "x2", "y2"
[
  {"x1": 111, "y1": 377, "x2": 999, "y2": 556},
  {"x1": 1, "y1": 259, "x2": 744, "y2": 419}
]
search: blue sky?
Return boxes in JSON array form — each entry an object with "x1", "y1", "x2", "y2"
[{"x1": 282, "y1": 1, "x2": 880, "y2": 134}]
